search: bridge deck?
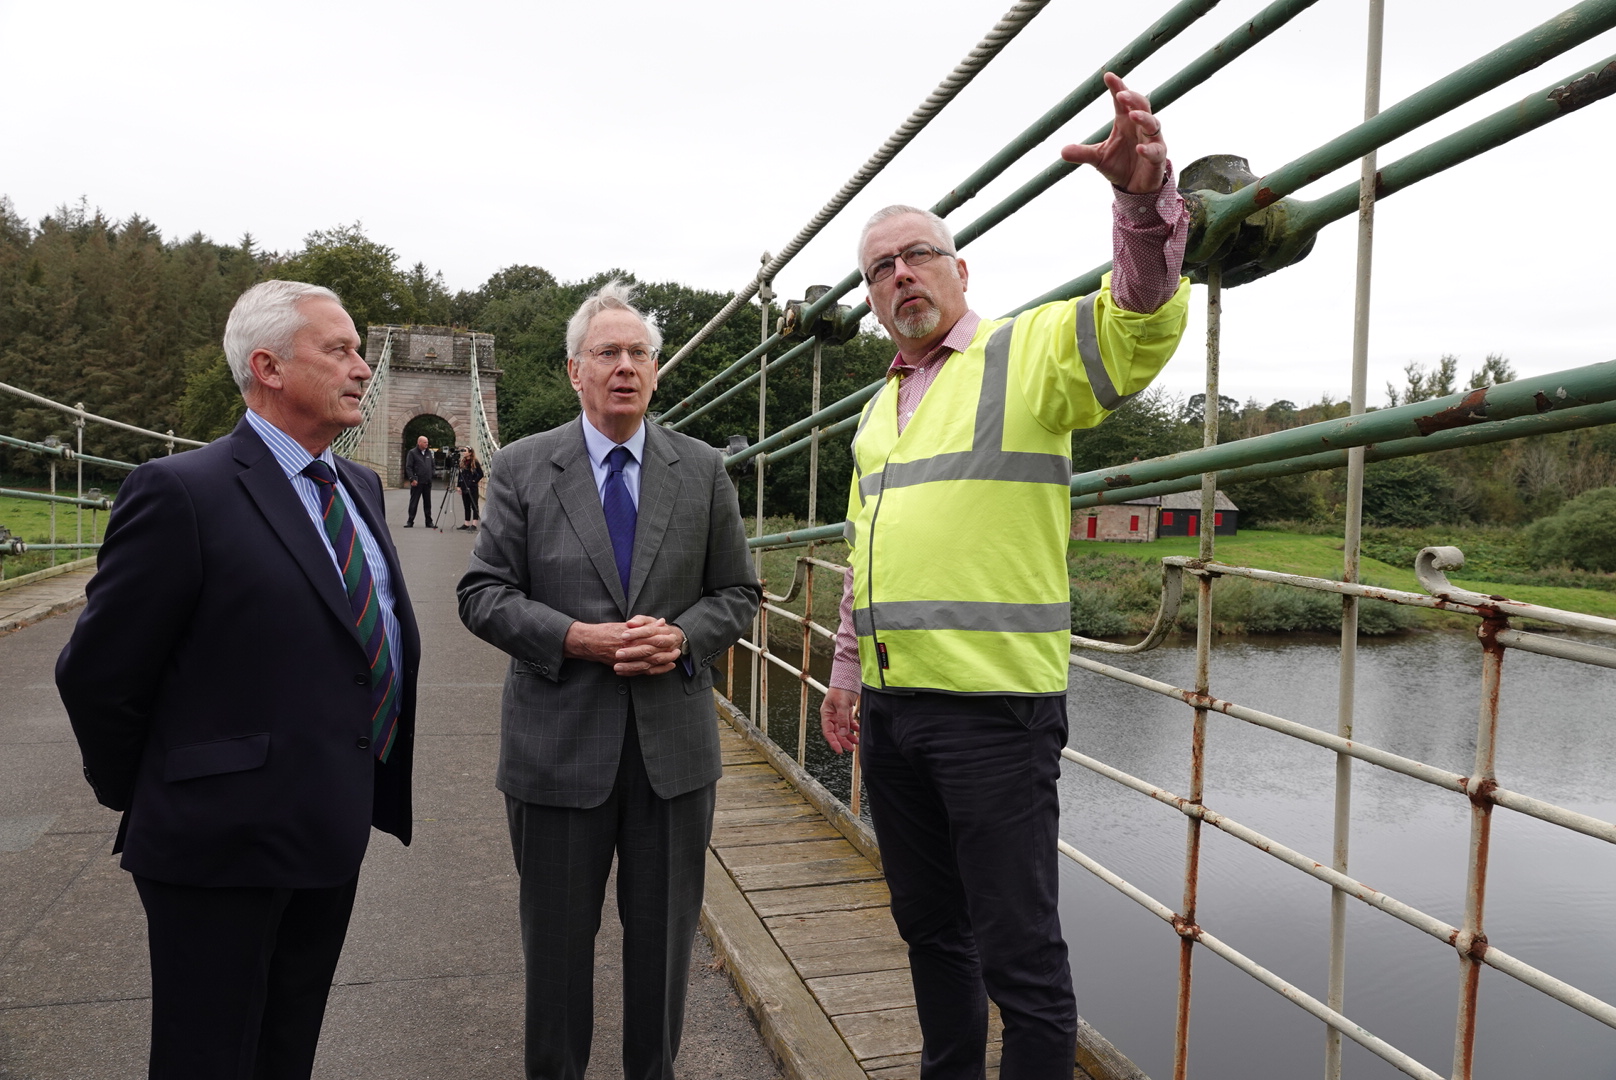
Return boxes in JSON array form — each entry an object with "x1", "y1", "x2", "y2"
[
  {"x1": 1, "y1": 488, "x2": 1132, "y2": 1080},
  {"x1": 707, "y1": 718, "x2": 1006, "y2": 1078}
]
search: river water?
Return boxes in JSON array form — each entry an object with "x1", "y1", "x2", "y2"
[{"x1": 722, "y1": 630, "x2": 1616, "y2": 1078}]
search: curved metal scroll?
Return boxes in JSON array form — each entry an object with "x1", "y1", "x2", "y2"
[{"x1": 1071, "y1": 558, "x2": 1187, "y2": 654}]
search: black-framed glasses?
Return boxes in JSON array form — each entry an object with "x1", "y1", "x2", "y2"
[
  {"x1": 582, "y1": 343, "x2": 657, "y2": 366},
  {"x1": 864, "y1": 242, "x2": 955, "y2": 285}
]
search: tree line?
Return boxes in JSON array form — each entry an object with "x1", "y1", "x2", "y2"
[{"x1": 2, "y1": 197, "x2": 1612, "y2": 559}]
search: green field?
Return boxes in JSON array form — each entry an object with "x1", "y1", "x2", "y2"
[{"x1": 0, "y1": 492, "x2": 105, "y2": 579}]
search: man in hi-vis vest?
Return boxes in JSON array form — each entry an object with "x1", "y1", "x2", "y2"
[{"x1": 819, "y1": 72, "x2": 1190, "y2": 1080}]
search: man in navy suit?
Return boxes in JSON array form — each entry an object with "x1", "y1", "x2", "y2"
[{"x1": 56, "y1": 280, "x2": 420, "y2": 1080}]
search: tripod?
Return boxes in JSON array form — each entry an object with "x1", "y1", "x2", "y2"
[{"x1": 435, "y1": 453, "x2": 460, "y2": 532}]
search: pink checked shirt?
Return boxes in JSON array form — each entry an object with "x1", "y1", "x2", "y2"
[{"x1": 828, "y1": 164, "x2": 1190, "y2": 692}]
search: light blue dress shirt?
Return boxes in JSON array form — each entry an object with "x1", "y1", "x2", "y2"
[
  {"x1": 245, "y1": 410, "x2": 403, "y2": 672},
  {"x1": 580, "y1": 416, "x2": 645, "y2": 508}
]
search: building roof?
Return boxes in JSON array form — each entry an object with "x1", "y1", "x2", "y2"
[{"x1": 1122, "y1": 490, "x2": 1239, "y2": 511}]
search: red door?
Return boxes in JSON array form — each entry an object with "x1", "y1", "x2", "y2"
[
  {"x1": 1187, "y1": 514, "x2": 1198, "y2": 535},
  {"x1": 1086, "y1": 516, "x2": 1097, "y2": 539}
]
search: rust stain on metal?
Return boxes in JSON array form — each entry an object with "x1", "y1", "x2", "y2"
[
  {"x1": 1548, "y1": 61, "x2": 1616, "y2": 114},
  {"x1": 1534, "y1": 391, "x2": 1555, "y2": 412},
  {"x1": 1103, "y1": 472, "x2": 1134, "y2": 488},
  {"x1": 1253, "y1": 186, "x2": 1277, "y2": 208},
  {"x1": 1171, "y1": 914, "x2": 1202, "y2": 941},
  {"x1": 1414, "y1": 388, "x2": 1490, "y2": 436},
  {"x1": 1373, "y1": 170, "x2": 1387, "y2": 200},
  {"x1": 1460, "y1": 776, "x2": 1500, "y2": 810}
]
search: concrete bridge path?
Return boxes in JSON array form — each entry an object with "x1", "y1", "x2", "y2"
[{"x1": 0, "y1": 487, "x2": 782, "y2": 1080}]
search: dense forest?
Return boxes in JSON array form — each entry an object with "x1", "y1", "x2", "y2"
[{"x1": 2, "y1": 196, "x2": 1613, "y2": 571}]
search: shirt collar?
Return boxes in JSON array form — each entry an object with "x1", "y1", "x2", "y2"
[
  {"x1": 580, "y1": 414, "x2": 647, "y2": 469},
  {"x1": 886, "y1": 310, "x2": 982, "y2": 376},
  {"x1": 245, "y1": 409, "x2": 336, "y2": 480}
]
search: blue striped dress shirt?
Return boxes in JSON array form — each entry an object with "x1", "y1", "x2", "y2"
[{"x1": 245, "y1": 410, "x2": 403, "y2": 674}]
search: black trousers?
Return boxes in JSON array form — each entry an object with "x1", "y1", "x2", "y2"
[
  {"x1": 406, "y1": 483, "x2": 433, "y2": 525},
  {"x1": 860, "y1": 688, "x2": 1076, "y2": 1080},
  {"x1": 505, "y1": 715, "x2": 716, "y2": 1080},
  {"x1": 133, "y1": 873, "x2": 359, "y2": 1080},
  {"x1": 460, "y1": 487, "x2": 480, "y2": 522}
]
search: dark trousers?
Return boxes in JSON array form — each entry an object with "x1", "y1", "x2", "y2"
[
  {"x1": 406, "y1": 483, "x2": 433, "y2": 525},
  {"x1": 860, "y1": 688, "x2": 1076, "y2": 1080},
  {"x1": 460, "y1": 487, "x2": 480, "y2": 522},
  {"x1": 133, "y1": 873, "x2": 359, "y2": 1080},
  {"x1": 505, "y1": 715, "x2": 716, "y2": 1080}
]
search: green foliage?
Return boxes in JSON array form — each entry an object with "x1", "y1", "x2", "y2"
[
  {"x1": 0, "y1": 198, "x2": 268, "y2": 478},
  {"x1": 1525, "y1": 486, "x2": 1616, "y2": 572},
  {"x1": 1362, "y1": 456, "x2": 1460, "y2": 527},
  {"x1": 1071, "y1": 386, "x2": 1198, "y2": 473},
  {"x1": 1223, "y1": 471, "x2": 1329, "y2": 527},
  {"x1": 280, "y1": 223, "x2": 415, "y2": 333},
  {"x1": 175, "y1": 345, "x2": 244, "y2": 440}
]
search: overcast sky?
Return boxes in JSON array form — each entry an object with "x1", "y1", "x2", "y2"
[{"x1": 2, "y1": 0, "x2": 1611, "y2": 408}]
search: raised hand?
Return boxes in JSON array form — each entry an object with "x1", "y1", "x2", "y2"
[{"x1": 1060, "y1": 71, "x2": 1167, "y2": 194}]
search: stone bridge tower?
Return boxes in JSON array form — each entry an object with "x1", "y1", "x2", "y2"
[{"x1": 351, "y1": 325, "x2": 500, "y2": 486}]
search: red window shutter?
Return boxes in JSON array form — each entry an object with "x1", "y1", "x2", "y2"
[
  {"x1": 1129, "y1": 515, "x2": 1139, "y2": 532},
  {"x1": 1162, "y1": 511, "x2": 1174, "y2": 526},
  {"x1": 1215, "y1": 512, "x2": 1224, "y2": 527},
  {"x1": 1188, "y1": 514, "x2": 1198, "y2": 534},
  {"x1": 1086, "y1": 516, "x2": 1097, "y2": 539}
]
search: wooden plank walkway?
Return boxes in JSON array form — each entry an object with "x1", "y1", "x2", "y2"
[{"x1": 703, "y1": 697, "x2": 1147, "y2": 1080}]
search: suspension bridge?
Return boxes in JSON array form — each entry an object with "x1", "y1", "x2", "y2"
[{"x1": 4, "y1": 1, "x2": 1616, "y2": 1078}]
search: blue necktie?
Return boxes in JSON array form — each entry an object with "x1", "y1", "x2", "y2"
[{"x1": 602, "y1": 445, "x2": 636, "y2": 597}]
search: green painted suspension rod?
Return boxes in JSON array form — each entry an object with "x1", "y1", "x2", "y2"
[
  {"x1": 1069, "y1": 361, "x2": 1616, "y2": 498},
  {"x1": 1075, "y1": 398, "x2": 1616, "y2": 509},
  {"x1": 1187, "y1": 0, "x2": 1616, "y2": 262},
  {"x1": 657, "y1": 0, "x2": 1225, "y2": 427}
]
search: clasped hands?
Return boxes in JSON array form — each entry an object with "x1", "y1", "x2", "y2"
[{"x1": 564, "y1": 614, "x2": 684, "y2": 676}]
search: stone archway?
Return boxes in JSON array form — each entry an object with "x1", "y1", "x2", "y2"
[
  {"x1": 401, "y1": 414, "x2": 457, "y2": 484},
  {"x1": 346, "y1": 325, "x2": 500, "y2": 486}
]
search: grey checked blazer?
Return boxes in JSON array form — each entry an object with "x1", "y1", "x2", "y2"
[{"x1": 457, "y1": 417, "x2": 760, "y2": 808}]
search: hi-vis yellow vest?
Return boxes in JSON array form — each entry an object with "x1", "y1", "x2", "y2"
[{"x1": 845, "y1": 276, "x2": 1190, "y2": 695}]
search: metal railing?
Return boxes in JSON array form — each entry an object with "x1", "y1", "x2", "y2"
[
  {"x1": 0, "y1": 382, "x2": 201, "y2": 571},
  {"x1": 466, "y1": 332, "x2": 501, "y2": 472},
  {"x1": 678, "y1": 1, "x2": 1616, "y2": 1078},
  {"x1": 330, "y1": 328, "x2": 394, "y2": 462}
]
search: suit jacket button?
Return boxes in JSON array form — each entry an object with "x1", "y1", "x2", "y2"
[
  {"x1": 353, "y1": 673, "x2": 368, "y2": 686},
  {"x1": 357, "y1": 736, "x2": 371, "y2": 749},
  {"x1": 617, "y1": 683, "x2": 628, "y2": 696},
  {"x1": 539, "y1": 666, "x2": 549, "y2": 675}
]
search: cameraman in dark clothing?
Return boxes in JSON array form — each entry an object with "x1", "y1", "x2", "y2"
[
  {"x1": 404, "y1": 435, "x2": 435, "y2": 528},
  {"x1": 456, "y1": 448, "x2": 484, "y2": 531}
]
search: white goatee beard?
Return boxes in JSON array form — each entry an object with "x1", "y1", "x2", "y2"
[{"x1": 892, "y1": 300, "x2": 940, "y2": 340}]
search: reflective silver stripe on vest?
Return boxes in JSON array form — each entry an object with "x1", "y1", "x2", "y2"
[
  {"x1": 859, "y1": 449, "x2": 1071, "y2": 498},
  {"x1": 855, "y1": 318, "x2": 1070, "y2": 499},
  {"x1": 854, "y1": 599, "x2": 1070, "y2": 636},
  {"x1": 1076, "y1": 291, "x2": 1136, "y2": 410}
]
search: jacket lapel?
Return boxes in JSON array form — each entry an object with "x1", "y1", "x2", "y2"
[
  {"x1": 552, "y1": 418, "x2": 630, "y2": 614},
  {"x1": 231, "y1": 420, "x2": 359, "y2": 645},
  {"x1": 627, "y1": 424, "x2": 682, "y2": 611}
]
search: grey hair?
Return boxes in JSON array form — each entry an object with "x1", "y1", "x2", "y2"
[
  {"x1": 564, "y1": 278, "x2": 663, "y2": 360},
  {"x1": 223, "y1": 280, "x2": 344, "y2": 394},
  {"x1": 857, "y1": 205, "x2": 956, "y2": 271}
]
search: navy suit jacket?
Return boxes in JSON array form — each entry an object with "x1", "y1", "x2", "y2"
[{"x1": 56, "y1": 416, "x2": 419, "y2": 889}]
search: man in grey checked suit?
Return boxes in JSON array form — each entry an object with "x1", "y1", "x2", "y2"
[{"x1": 457, "y1": 279, "x2": 759, "y2": 1080}]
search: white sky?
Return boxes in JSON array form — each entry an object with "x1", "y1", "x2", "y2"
[{"x1": 2, "y1": 0, "x2": 1611, "y2": 408}]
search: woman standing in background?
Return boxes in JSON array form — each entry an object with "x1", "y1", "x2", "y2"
[{"x1": 457, "y1": 448, "x2": 485, "y2": 530}]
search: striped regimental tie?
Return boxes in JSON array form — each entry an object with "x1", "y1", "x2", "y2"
[{"x1": 302, "y1": 460, "x2": 400, "y2": 762}]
